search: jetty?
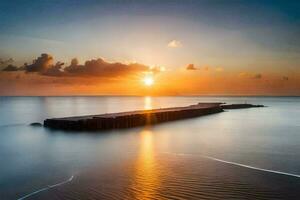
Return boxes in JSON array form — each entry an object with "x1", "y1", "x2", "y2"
[{"x1": 44, "y1": 103, "x2": 263, "y2": 131}]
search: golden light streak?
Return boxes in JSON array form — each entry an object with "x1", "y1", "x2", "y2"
[
  {"x1": 144, "y1": 96, "x2": 152, "y2": 110},
  {"x1": 132, "y1": 130, "x2": 160, "y2": 199}
]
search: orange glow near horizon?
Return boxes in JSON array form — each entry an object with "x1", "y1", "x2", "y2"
[{"x1": 0, "y1": 68, "x2": 299, "y2": 96}]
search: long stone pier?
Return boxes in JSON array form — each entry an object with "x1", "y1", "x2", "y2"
[{"x1": 43, "y1": 103, "x2": 263, "y2": 131}]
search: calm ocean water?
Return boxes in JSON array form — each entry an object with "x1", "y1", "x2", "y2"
[{"x1": 0, "y1": 96, "x2": 300, "y2": 200}]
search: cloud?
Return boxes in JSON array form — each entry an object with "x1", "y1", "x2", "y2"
[
  {"x1": 42, "y1": 61, "x2": 65, "y2": 76},
  {"x1": 2, "y1": 64, "x2": 19, "y2": 71},
  {"x1": 282, "y1": 76, "x2": 289, "y2": 81},
  {"x1": 253, "y1": 73, "x2": 262, "y2": 79},
  {"x1": 25, "y1": 53, "x2": 54, "y2": 72},
  {"x1": 1, "y1": 53, "x2": 152, "y2": 78},
  {"x1": 239, "y1": 72, "x2": 263, "y2": 79},
  {"x1": 0, "y1": 58, "x2": 14, "y2": 67},
  {"x1": 149, "y1": 66, "x2": 165, "y2": 74},
  {"x1": 167, "y1": 40, "x2": 182, "y2": 48},
  {"x1": 64, "y1": 58, "x2": 149, "y2": 77},
  {"x1": 186, "y1": 64, "x2": 197, "y2": 70}
]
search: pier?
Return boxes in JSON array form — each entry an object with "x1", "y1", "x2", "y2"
[{"x1": 43, "y1": 103, "x2": 263, "y2": 131}]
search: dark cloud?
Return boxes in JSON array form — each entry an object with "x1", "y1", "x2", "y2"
[
  {"x1": 0, "y1": 58, "x2": 14, "y2": 67},
  {"x1": 71, "y1": 58, "x2": 79, "y2": 67},
  {"x1": 186, "y1": 64, "x2": 197, "y2": 70},
  {"x1": 253, "y1": 73, "x2": 262, "y2": 79},
  {"x1": 25, "y1": 53, "x2": 54, "y2": 72},
  {"x1": 282, "y1": 76, "x2": 289, "y2": 81},
  {"x1": 2, "y1": 64, "x2": 19, "y2": 71},
  {"x1": 64, "y1": 58, "x2": 149, "y2": 77},
  {"x1": 42, "y1": 62, "x2": 65, "y2": 76},
  {"x1": 1, "y1": 53, "x2": 152, "y2": 78}
]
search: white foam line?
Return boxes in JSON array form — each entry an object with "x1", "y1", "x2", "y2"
[
  {"x1": 17, "y1": 175, "x2": 74, "y2": 200},
  {"x1": 165, "y1": 152, "x2": 300, "y2": 179}
]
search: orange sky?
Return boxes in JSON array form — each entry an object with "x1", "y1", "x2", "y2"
[{"x1": 0, "y1": 62, "x2": 299, "y2": 96}]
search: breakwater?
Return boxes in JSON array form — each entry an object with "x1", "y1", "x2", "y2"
[{"x1": 43, "y1": 103, "x2": 263, "y2": 131}]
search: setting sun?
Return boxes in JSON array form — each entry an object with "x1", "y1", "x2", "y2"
[{"x1": 143, "y1": 76, "x2": 154, "y2": 86}]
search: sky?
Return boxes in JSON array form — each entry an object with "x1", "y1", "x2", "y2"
[{"x1": 0, "y1": 0, "x2": 299, "y2": 96}]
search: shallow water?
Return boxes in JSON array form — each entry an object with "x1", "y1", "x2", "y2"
[{"x1": 0, "y1": 96, "x2": 300, "y2": 199}]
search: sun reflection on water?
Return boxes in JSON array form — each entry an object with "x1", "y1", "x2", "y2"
[
  {"x1": 144, "y1": 96, "x2": 152, "y2": 110},
  {"x1": 132, "y1": 130, "x2": 160, "y2": 199}
]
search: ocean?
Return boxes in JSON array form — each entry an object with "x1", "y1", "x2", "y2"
[{"x1": 0, "y1": 96, "x2": 300, "y2": 200}]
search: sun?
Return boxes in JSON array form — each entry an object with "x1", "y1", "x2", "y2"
[{"x1": 143, "y1": 76, "x2": 154, "y2": 86}]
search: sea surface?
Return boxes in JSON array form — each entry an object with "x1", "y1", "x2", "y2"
[{"x1": 0, "y1": 96, "x2": 300, "y2": 200}]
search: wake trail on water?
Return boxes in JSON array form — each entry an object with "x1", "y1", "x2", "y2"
[
  {"x1": 17, "y1": 175, "x2": 74, "y2": 200},
  {"x1": 164, "y1": 152, "x2": 300, "y2": 179}
]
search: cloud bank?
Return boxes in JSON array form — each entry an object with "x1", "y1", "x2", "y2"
[
  {"x1": 64, "y1": 58, "x2": 148, "y2": 77},
  {"x1": 2, "y1": 53, "x2": 151, "y2": 78}
]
